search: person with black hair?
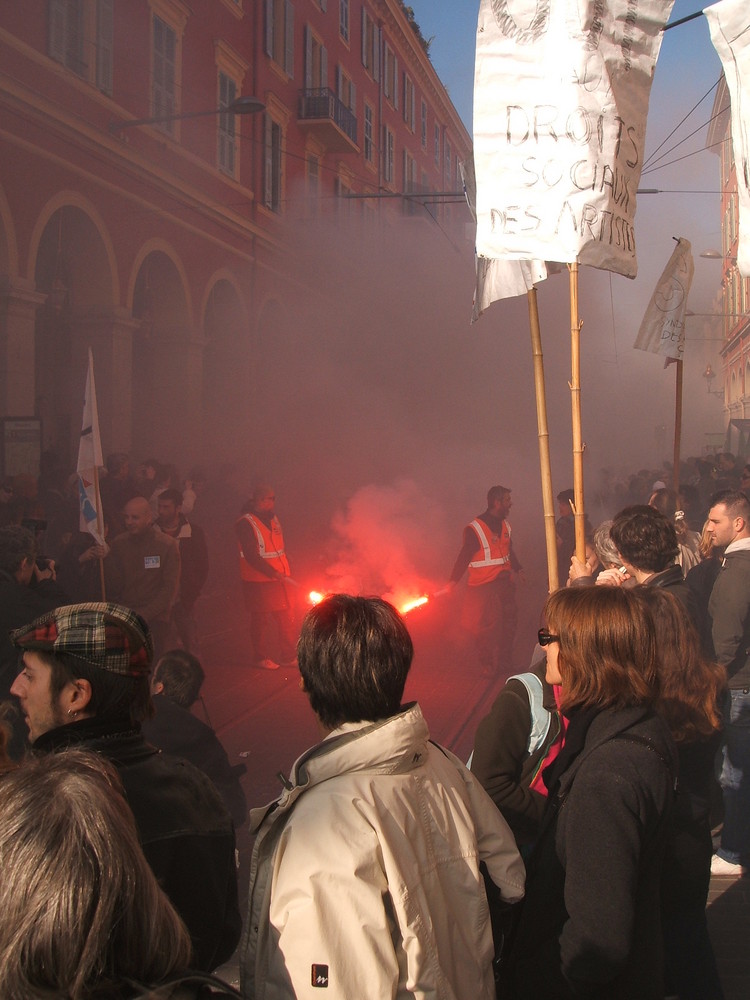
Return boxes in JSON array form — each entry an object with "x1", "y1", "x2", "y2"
[
  {"x1": 608, "y1": 504, "x2": 697, "y2": 617},
  {"x1": 241, "y1": 594, "x2": 524, "y2": 1000},
  {"x1": 143, "y1": 649, "x2": 247, "y2": 828}
]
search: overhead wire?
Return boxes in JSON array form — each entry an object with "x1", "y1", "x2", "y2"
[{"x1": 641, "y1": 80, "x2": 718, "y2": 169}]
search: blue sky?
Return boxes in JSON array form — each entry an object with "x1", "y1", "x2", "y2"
[{"x1": 406, "y1": 1, "x2": 721, "y2": 151}]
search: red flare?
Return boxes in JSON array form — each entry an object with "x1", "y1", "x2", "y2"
[{"x1": 400, "y1": 596, "x2": 429, "y2": 615}]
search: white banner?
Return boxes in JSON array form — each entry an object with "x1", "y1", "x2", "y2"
[
  {"x1": 474, "y1": 0, "x2": 674, "y2": 277},
  {"x1": 461, "y1": 155, "x2": 551, "y2": 315},
  {"x1": 634, "y1": 238, "x2": 694, "y2": 360},
  {"x1": 76, "y1": 348, "x2": 105, "y2": 545},
  {"x1": 706, "y1": 0, "x2": 750, "y2": 277}
]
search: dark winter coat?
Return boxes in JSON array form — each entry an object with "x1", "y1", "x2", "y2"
[
  {"x1": 143, "y1": 694, "x2": 247, "y2": 829},
  {"x1": 507, "y1": 706, "x2": 677, "y2": 999},
  {"x1": 33, "y1": 718, "x2": 241, "y2": 972},
  {"x1": 709, "y1": 545, "x2": 750, "y2": 688}
]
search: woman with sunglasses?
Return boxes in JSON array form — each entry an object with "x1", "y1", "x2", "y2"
[{"x1": 506, "y1": 587, "x2": 677, "y2": 1000}]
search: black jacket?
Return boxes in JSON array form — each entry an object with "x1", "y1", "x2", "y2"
[
  {"x1": 33, "y1": 718, "x2": 241, "y2": 972},
  {"x1": 143, "y1": 694, "x2": 247, "y2": 828},
  {"x1": 645, "y1": 563, "x2": 697, "y2": 619},
  {"x1": 508, "y1": 706, "x2": 677, "y2": 999}
]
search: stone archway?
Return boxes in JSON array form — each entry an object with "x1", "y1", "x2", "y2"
[
  {"x1": 203, "y1": 275, "x2": 249, "y2": 463},
  {"x1": 131, "y1": 248, "x2": 193, "y2": 465},
  {"x1": 33, "y1": 205, "x2": 114, "y2": 466}
]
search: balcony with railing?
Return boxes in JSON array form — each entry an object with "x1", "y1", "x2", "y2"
[{"x1": 298, "y1": 88, "x2": 358, "y2": 152}]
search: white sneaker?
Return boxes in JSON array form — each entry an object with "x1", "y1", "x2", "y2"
[
  {"x1": 710, "y1": 854, "x2": 746, "y2": 877},
  {"x1": 256, "y1": 658, "x2": 280, "y2": 671}
]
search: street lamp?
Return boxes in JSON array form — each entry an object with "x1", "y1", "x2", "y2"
[
  {"x1": 702, "y1": 363, "x2": 725, "y2": 398},
  {"x1": 108, "y1": 95, "x2": 265, "y2": 133}
]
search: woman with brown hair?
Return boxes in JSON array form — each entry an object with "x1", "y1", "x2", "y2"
[
  {"x1": 506, "y1": 587, "x2": 677, "y2": 1000},
  {"x1": 0, "y1": 750, "x2": 195, "y2": 999},
  {"x1": 635, "y1": 587, "x2": 726, "y2": 1000}
]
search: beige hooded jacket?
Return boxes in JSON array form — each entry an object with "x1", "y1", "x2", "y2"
[{"x1": 241, "y1": 702, "x2": 525, "y2": 1000}]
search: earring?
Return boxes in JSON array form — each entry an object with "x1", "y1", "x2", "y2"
[{"x1": 68, "y1": 709, "x2": 78, "y2": 719}]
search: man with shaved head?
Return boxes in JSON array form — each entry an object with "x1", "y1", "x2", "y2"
[{"x1": 105, "y1": 495, "x2": 180, "y2": 656}]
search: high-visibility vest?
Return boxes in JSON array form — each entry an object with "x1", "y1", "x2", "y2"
[
  {"x1": 238, "y1": 513, "x2": 290, "y2": 582},
  {"x1": 467, "y1": 517, "x2": 511, "y2": 586}
]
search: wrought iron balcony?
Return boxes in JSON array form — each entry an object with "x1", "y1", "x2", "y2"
[{"x1": 298, "y1": 88, "x2": 358, "y2": 152}]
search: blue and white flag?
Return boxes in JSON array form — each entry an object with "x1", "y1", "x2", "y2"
[{"x1": 76, "y1": 349, "x2": 105, "y2": 544}]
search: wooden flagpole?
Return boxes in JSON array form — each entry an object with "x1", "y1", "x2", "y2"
[
  {"x1": 527, "y1": 287, "x2": 559, "y2": 593},
  {"x1": 569, "y1": 263, "x2": 586, "y2": 563},
  {"x1": 672, "y1": 359, "x2": 683, "y2": 495}
]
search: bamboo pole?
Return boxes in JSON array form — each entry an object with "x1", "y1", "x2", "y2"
[
  {"x1": 569, "y1": 263, "x2": 586, "y2": 563},
  {"x1": 527, "y1": 287, "x2": 559, "y2": 593},
  {"x1": 672, "y1": 359, "x2": 683, "y2": 496}
]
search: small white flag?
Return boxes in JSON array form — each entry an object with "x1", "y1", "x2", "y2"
[
  {"x1": 634, "y1": 238, "x2": 694, "y2": 360},
  {"x1": 76, "y1": 349, "x2": 105, "y2": 544}
]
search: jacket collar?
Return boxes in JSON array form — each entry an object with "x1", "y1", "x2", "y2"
[
  {"x1": 555, "y1": 705, "x2": 668, "y2": 794},
  {"x1": 32, "y1": 716, "x2": 157, "y2": 766},
  {"x1": 645, "y1": 563, "x2": 683, "y2": 588},
  {"x1": 249, "y1": 703, "x2": 429, "y2": 833}
]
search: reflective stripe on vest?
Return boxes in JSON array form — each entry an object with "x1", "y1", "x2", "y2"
[
  {"x1": 239, "y1": 513, "x2": 290, "y2": 582},
  {"x1": 467, "y1": 518, "x2": 511, "y2": 586}
]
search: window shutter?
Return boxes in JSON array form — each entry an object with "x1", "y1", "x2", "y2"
[
  {"x1": 320, "y1": 45, "x2": 327, "y2": 88},
  {"x1": 48, "y1": 0, "x2": 67, "y2": 63},
  {"x1": 374, "y1": 24, "x2": 380, "y2": 82},
  {"x1": 393, "y1": 56, "x2": 398, "y2": 109},
  {"x1": 264, "y1": 116, "x2": 274, "y2": 208},
  {"x1": 285, "y1": 0, "x2": 294, "y2": 76},
  {"x1": 96, "y1": 0, "x2": 114, "y2": 95},
  {"x1": 264, "y1": 0, "x2": 273, "y2": 57},
  {"x1": 361, "y1": 7, "x2": 367, "y2": 66},
  {"x1": 350, "y1": 80, "x2": 356, "y2": 113},
  {"x1": 305, "y1": 25, "x2": 312, "y2": 88}
]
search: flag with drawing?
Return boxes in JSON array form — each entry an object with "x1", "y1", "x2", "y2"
[
  {"x1": 473, "y1": 0, "x2": 675, "y2": 278},
  {"x1": 634, "y1": 238, "x2": 694, "y2": 361},
  {"x1": 76, "y1": 349, "x2": 105, "y2": 545}
]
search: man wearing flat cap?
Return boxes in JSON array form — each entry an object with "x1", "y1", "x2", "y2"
[{"x1": 9, "y1": 602, "x2": 241, "y2": 972}]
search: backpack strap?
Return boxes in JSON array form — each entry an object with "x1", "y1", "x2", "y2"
[{"x1": 506, "y1": 672, "x2": 552, "y2": 754}]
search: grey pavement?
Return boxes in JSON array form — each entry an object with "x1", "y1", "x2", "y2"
[{"x1": 193, "y1": 584, "x2": 750, "y2": 998}]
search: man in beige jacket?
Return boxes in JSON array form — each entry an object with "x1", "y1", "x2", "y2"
[{"x1": 241, "y1": 594, "x2": 525, "y2": 1000}]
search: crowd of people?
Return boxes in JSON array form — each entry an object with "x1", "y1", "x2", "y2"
[{"x1": 0, "y1": 446, "x2": 747, "y2": 998}]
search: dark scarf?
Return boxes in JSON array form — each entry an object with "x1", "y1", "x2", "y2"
[{"x1": 542, "y1": 704, "x2": 600, "y2": 800}]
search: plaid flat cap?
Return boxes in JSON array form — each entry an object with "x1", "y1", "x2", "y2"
[{"x1": 11, "y1": 603, "x2": 153, "y2": 677}]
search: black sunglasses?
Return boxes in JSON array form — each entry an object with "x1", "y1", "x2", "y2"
[{"x1": 538, "y1": 628, "x2": 560, "y2": 647}]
